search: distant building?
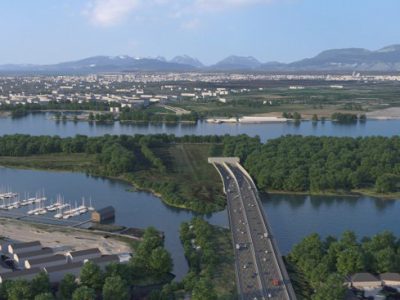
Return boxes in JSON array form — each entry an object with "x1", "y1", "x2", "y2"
[
  {"x1": 25, "y1": 254, "x2": 67, "y2": 269},
  {"x1": 90, "y1": 255, "x2": 120, "y2": 271},
  {"x1": 91, "y1": 206, "x2": 115, "y2": 223},
  {"x1": 67, "y1": 248, "x2": 102, "y2": 263},
  {"x1": 8, "y1": 241, "x2": 41, "y2": 255},
  {"x1": 380, "y1": 273, "x2": 400, "y2": 286},
  {"x1": 0, "y1": 268, "x2": 41, "y2": 283},
  {"x1": 350, "y1": 273, "x2": 381, "y2": 289},
  {"x1": 14, "y1": 248, "x2": 54, "y2": 266},
  {"x1": 45, "y1": 262, "x2": 84, "y2": 283}
]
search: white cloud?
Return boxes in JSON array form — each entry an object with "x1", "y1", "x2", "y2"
[
  {"x1": 85, "y1": 0, "x2": 141, "y2": 27},
  {"x1": 83, "y1": 0, "x2": 281, "y2": 27},
  {"x1": 194, "y1": 0, "x2": 275, "y2": 12}
]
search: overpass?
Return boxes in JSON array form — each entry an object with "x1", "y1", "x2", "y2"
[{"x1": 209, "y1": 157, "x2": 297, "y2": 300}]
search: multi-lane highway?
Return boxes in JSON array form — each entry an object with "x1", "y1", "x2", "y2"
[{"x1": 209, "y1": 157, "x2": 296, "y2": 300}]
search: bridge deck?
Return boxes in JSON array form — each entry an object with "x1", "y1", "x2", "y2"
[{"x1": 210, "y1": 157, "x2": 296, "y2": 300}]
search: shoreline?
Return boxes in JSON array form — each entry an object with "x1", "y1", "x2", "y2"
[
  {"x1": 2, "y1": 164, "x2": 399, "y2": 217},
  {"x1": 265, "y1": 189, "x2": 400, "y2": 200}
]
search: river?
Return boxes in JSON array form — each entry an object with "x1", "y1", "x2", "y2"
[
  {"x1": 1, "y1": 114, "x2": 400, "y2": 280},
  {"x1": 1, "y1": 113, "x2": 400, "y2": 142}
]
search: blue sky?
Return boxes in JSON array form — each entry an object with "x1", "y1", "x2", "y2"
[{"x1": 1, "y1": 0, "x2": 400, "y2": 65}]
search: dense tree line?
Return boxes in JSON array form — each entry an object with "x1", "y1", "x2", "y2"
[
  {"x1": 119, "y1": 110, "x2": 199, "y2": 124},
  {"x1": 331, "y1": 112, "x2": 366, "y2": 123},
  {"x1": 1, "y1": 101, "x2": 115, "y2": 118},
  {"x1": 245, "y1": 135, "x2": 400, "y2": 193},
  {"x1": 289, "y1": 231, "x2": 400, "y2": 299},
  {"x1": 2, "y1": 133, "x2": 399, "y2": 211},
  {"x1": 0, "y1": 228, "x2": 172, "y2": 300}
]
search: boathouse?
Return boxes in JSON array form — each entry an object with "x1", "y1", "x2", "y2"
[{"x1": 91, "y1": 206, "x2": 115, "y2": 223}]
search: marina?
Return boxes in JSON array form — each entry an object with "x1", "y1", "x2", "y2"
[{"x1": 0, "y1": 187, "x2": 94, "y2": 220}]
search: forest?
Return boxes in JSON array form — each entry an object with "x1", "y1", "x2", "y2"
[
  {"x1": 288, "y1": 231, "x2": 400, "y2": 300},
  {"x1": 244, "y1": 135, "x2": 400, "y2": 194},
  {"x1": 1, "y1": 134, "x2": 400, "y2": 213}
]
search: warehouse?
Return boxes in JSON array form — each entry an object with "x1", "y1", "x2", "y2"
[
  {"x1": 8, "y1": 241, "x2": 41, "y2": 254},
  {"x1": 13, "y1": 248, "x2": 54, "y2": 266},
  {"x1": 67, "y1": 248, "x2": 102, "y2": 262},
  {"x1": 90, "y1": 255, "x2": 119, "y2": 271},
  {"x1": 45, "y1": 261, "x2": 84, "y2": 283},
  {"x1": 25, "y1": 254, "x2": 67, "y2": 269},
  {"x1": 91, "y1": 206, "x2": 115, "y2": 223},
  {"x1": 0, "y1": 268, "x2": 41, "y2": 283}
]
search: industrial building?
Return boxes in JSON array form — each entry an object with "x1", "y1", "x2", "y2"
[
  {"x1": 91, "y1": 206, "x2": 115, "y2": 223},
  {"x1": 67, "y1": 248, "x2": 102, "y2": 262}
]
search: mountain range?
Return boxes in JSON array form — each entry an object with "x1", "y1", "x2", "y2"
[{"x1": 1, "y1": 45, "x2": 400, "y2": 74}]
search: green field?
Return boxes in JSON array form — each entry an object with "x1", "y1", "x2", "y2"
[
  {"x1": 172, "y1": 82, "x2": 400, "y2": 118},
  {"x1": 132, "y1": 143, "x2": 225, "y2": 212},
  {"x1": 0, "y1": 153, "x2": 96, "y2": 171},
  {"x1": 0, "y1": 144, "x2": 225, "y2": 213}
]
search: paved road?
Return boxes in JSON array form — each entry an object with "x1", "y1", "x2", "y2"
[{"x1": 213, "y1": 161, "x2": 296, "y2": 300}]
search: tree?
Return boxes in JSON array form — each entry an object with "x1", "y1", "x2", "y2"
[
  {"x1": 336, "y1": 247, "x2": 365, "y2": 275},
  {"x1": 31, "y1": 271, "x2": 51, "y2": 297},
  {"x1": 376, "y1": 173, "x2": 400, "y2": 193},
  {"x1": 102, "y1": 275, "x2": 129, "y2": 300},
  {"x1": 80, "y1": 261, "x2": 104, "y2": 291},
  {"x1": 34, "y1": 292, "x2": 54, "y2": 300},
  {"x1": 149, "y1": 247, "x2": 173, "y2": 276},
  {"x1": 191, "y1": 277, "x2": 217, "y2": 300},
  {"x1": 312, "y1": 114, "x2": 319, "y2": 122},
  {"x1": 312, "y1": 274, "x2": 346, "y2": 300},
  {"x1": 59, "y1": 274, "x2": 78, "y2": 300},
  {"x1": 72, "y1": 286, "x2": 96, "y2": 300},
  {"x1": 6, "y1": 279, "x2": 32, "y2": 300}
]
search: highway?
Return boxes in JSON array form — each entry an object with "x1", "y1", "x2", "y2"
[{"x1": 210, "y1": 158, "x2": 296, "y2": 300}]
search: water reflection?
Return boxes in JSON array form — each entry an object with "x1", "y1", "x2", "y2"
[{"x1": 1, "y1": 113, "x2": 400, "y2": 141}]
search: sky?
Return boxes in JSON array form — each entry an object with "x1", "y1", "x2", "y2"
[{"x1": 1, "y1": 0, "x2": 400, "y2": 65}]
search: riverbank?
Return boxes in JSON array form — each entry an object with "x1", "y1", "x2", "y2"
[
  {"x1": 266, "y1": 188, "x2": 400, "y2": 200},
  {"x1": 0, "y1": 142, "x2": 225, "y2": 214},
  {"x1": 0, "y1": 217, "x2": 133, "y2": 255}
]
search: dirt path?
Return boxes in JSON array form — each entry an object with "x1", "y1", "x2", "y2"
[{"x1": 0, "y1": 218, "x2": 131, "y2": 255}]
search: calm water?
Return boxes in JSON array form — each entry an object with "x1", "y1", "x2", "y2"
[
  {"x1": 2, "y1": 168, "x2": 400, "y2": 280},
  {"x1": 1, "y1": 113, "x2": 400, "y2": 142},
  {"x1": 0, "y1": 167, "x2": 228, "y2": 280},
  {"x1": 1, "y1": 114, "x2": 400, "y2": 279}
]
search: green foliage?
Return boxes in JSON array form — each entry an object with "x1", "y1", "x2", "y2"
[
  {"x1": 131, "y1": 227, "x2": 173, "y2": 278},
  {"x1": 191, "y1": 277, "x2": 217, "y2": 300},
  {"x1": 72, "y1": 286, "x2": 96, "y2": 300},
  {"x1": 375, "y1": 173, "x2": 400, "y2": 193},
  {"x1": 34, "y1": 292, "x2": 54, "y2": 300},
  {"x1": 102, "y1": 275, "x2": 129, "y2": 300},
  {"x1": 180, "y1": 218, "x2": 229, "y2": 299},
  {"x1": 59, "y1": 274, "x2": 78, "y2": 300},
  {"x1": 80, "y1": 261, "x2": 104, "y2": 291},
  {"x1": 149, "y1": 247, "x2": 174, "y2": 276},
  {"x1": 245, "y1": 135, "x2": 400, "y2": 193},
  {"x1": 331, "y1": 112, "x2": 358, "y2": 123},
  {"x1": 311, "y1": 274, "x2": 346, "y2": 300},
  {"x1": 289, "y1": 231, "x2": 400, "y2": 298},
  {"x1": 6, "y1": 279, "x2": 32, "y2": 300},
  {"x1": 30, "y1": 272, "x2": 51, "y2": 297}
]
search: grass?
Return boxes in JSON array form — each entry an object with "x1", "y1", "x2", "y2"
[
  {"x1": 173, "y1": 82, "x2": 400, "y2": 118},
  {"x1": 157, "y1": 143, "x2": 223, "y2": 204},
  {"x1": 132, "y1": 143, "x2": 225, "y2": 211},
  {"x1": 0, "y1": 144, "x2": 225, "y2": 213},
  {"x1": 0, "y1": 153, "x2": 96, "y2": 171}
]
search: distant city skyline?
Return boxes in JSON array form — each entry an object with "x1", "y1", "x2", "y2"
[{"x1": 1, "y1": 0, "x2": 400, "y2": 65}]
